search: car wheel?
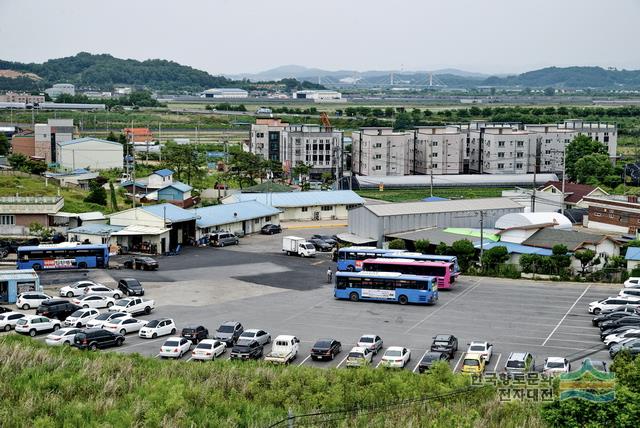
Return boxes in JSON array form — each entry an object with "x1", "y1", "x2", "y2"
[
  {"x1": 32, "y1": 263, "x2": 42, "y2": 271},
  {"x1": 120, "y1": 329, "x2": 126, "y2": 335},
  {"x1": 114, "y1": 294, "x2": 121, "y2": 299},
  {"x1": 107, "y1": 302, "x2": 114, "y2": 308},
  {"x1": 124, "y1": 289, "x2": 130, "y2": 296},
  {"x1": 29, "y1": 329, "x2": 36, "y2": 337},
  {"x1": 116, "y1": 338, "x2": 124, "y2": 346},
  {"x1": 171, "y1": 328, "x2": 176, "y2": 335},
  {"x1": 593, "y1": 308, "x2": 601, "y2": 315},
  {"x1": 144, "y1": 306, "x2": 151, "y2": 315},
  {"x1": 398, "y1": 295, "x2": 409, "y2": 305},
  {"x1": 22, "y1": 304, "x2": 30, "y2": 310},
  {"x1": 267, "y1": 336, "x2": 271, "y2": 344},
  {"x1": 63, "y1": 340, "x2": 71, "y2": 346},
  {"x1": 152, "y1": 333, "x2": 157, "y2": 339},
  {"x1": 66, "y1": 291, "x2": 74, "y2": 298},
  {"x1": 4, "y1": 324, "x2": 11, "y2": 331},
  {"x1": 83, "y1": 305, "x2": 89, "y2": 309},
  {"x1": 349, "y1": 292, "x2": 359, "y2": 302},
  {"x1": 76, "y1": 322, "x2": 82, "y2": 328},
  {"x1": 89, "y1": 343, "x2": 97, "y2": 351},
  {"x1": 78, "y1": 262, "x2": 87, "y2": 269}
]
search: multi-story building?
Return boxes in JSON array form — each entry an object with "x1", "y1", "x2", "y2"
[
  {"x1": 0, "y1": 92, "x2": 45, "y2": 104},
  {"x1": 469, "y1": 126, "x2": 537, "y2": 174},
  {"x1": 584, "y1": 195, "x2": 640, "y2": 234},
  {"x1": 34, "y1": 119, "x2": 75, "y2": 163},
  {"x1": 44, "y1": 83, "x2": 75, "y2": 99},
  {"x1": 248, "y1": 119, "x2": 343, "y2": 179},
  {"x1": 351, "y1": 127, "x2": 413, "y2": 176},
  {"x1": 412, "y1": 126, "x2": 465, "y2": 175}
]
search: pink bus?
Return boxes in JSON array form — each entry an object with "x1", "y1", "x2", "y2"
[{"x1": 361, "y1": 258, "x2": 455, "y2": 290}]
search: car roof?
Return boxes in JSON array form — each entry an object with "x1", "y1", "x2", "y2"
[
  {"x1": 464, "y1": 352, "x2": 483, "y2": 359},
  {"x1": 385, "y1": 346, "x2": 404, "y2": 352},
  {"x1": 274, "y1": 335, "x2": 296, "y2": 341},
  {"x1": 350, "y1": 346, "x2": 367, "y2": 352},
  {"x1": 1, "y1": 311, "x2": 23, "y2": 316},
  {"x1": 434, "y1": 334, "x2": 453, "y2": 340},
  {"x1": 359, "y1": 334, "x2": 377, "y2": 339},
  {"x1": 242, "y1": 328, "x2": 262, "y2": 333},
  {"x1": 546, "y1": 357, "x2": 566, "y2": 363},
  {"x1": 423, "y1": 351, "x2": 445, "y2": 359},
  {"x1": 164, "y1": 336, "x2": 183, "y2": 341},
  {"x1": 221, "y1": 321, "x2": 240, "y2": 326},
  {"x1": 507, "y1": 352, "x2": 530, "y2": 361},
  {"x1": 22, "y1": 314, "x2": 41, "y2": 319}
]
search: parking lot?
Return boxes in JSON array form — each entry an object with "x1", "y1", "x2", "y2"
[{"x1": 4, "y1": 226, "x2": 618, "y2": 372}]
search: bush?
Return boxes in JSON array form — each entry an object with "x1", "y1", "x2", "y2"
[
  {"x1": 388, "y1": 239, "x2": 406, "y2": 250},
  {"x1": 498, "y1": 264, "x2": 521, "y2": 279},
  {"x1": 414, "y1": 239, "x2": 430, "y2": 253}
]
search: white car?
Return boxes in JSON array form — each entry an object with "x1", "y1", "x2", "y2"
[
  {"x1": 0, "y1": 311, "x2": 26, "y2": 331},
  {"x1": 15, "y1": 315, "x2": 60, "y2": 336},
  {"x1": 619, "y1": 288, "x2": 640, "y2": 299},
  {"x1": 604, "y1": 329, "x2": 640, "y2": 347},
  {"x1": 380, "y1": 346, "x2": 411, "y2": 368},
  {"x1": 191, "y1": 339, "x2": 226, "y2": 361},
  {"x1": 59, "y1": 280, "x2": 101, "y2": 298},
  {"x1": 85, "y1": 312, "x2": 131, "y2": 329},
  {"x1": 103, "y1": 317, "x2": 148, "y2": 335},
  {"x1": 83, "y1": 285, "x2": 122, "y2": 299},
  {"x1": 16, "y1": 292, "x2": 52, "y2": 310},
  {"x1": 72, "y1": 295, "x2": 116, "y2": 309},
  {"x1": 357, "y1": 334, "x2": 384, "y2": 354},
  {"x1": 624, "y1": 277, "x2": 640, "y2": 288},
  {"x1": 239, "y1": 329, "x2": 271, "y2": 346},
  {"x1": 45, "y1": 327, "x2": 81, "y2": 346},
  {"x1": 544, "y1": 357, "x2": 571, "y2": 375},
  {"x1": 588, "y1": 296, "x2": 640, "y2": 314},
  {"x1": 159, "y1": 336, "x2": 191, "y2": 358},
  {"x1": 138, "y1": 318, "x2": 176, "y2": 339},
  {"x1": 467, "y1": 341, "x2": 494, "y2": 363},
  {"x1": 64, "y1": 308, "x2": 100, "y2": 328},
  {"x1": 346, "y1": 346, "x2": 373, "y2": 367}
]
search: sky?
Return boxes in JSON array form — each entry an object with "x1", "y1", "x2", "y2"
[{"x1": 1, "y1": 0, "x2": 639, "y2": 76}]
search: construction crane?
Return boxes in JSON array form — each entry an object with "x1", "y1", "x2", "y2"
[{"x1": 320, "y1": 112, "x2": 332, "y2": 128}]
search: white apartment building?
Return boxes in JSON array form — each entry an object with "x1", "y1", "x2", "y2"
[
  {"x1": 45, "y1": 83, "x2": 75, "y2": 99},
  {"x1": 351, "y1": 127, "x2": 413, "y2": 176},
  {"x1": 34, "y1": 119, "x2": 75, "y2": 163},
  {"x1": 469, "y1": 126, "x2": 537, "y2": 174},
  {"x1": 412, "y1": 126, "x2": 465, "y2": 175}
]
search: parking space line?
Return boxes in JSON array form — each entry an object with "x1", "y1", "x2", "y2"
[
  {"x1": 120, "y1": 337, "x2": 166, "y2": 349},
  {"x1": 412, "y1": 351, "x2": 428, "y2": 373},
  {"x1": 406, "y1": 278, "x2": 482, "y2": 334},
  {"x1": 336, "y1": 355, "x2": 349, "y2": 368},
  {"x1": 375, "y1": 359, "x2": 383, "y2": 368},
  {"x1": 542, "y1": 284, "x2": 591, "y2": 346},
  {"x1": 298, "y1": 355, "x2": 311, "y2": 366},
  {"x1": 492, "y1": 353, "x2": 502, "y2": 372},
  {"x1": 311, "y1": 261, "x2": 325, "y2": 266},
  {"x1": 453, "y1": 353, "x2": 464, "y2": 372}
]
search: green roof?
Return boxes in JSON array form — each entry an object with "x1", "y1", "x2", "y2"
[
  {"x1": 241, "y1": 180, "x2": 295, "y2": 193},
  {"x1": 444, "y1": 227, "x2": 500, "y2": 242}
]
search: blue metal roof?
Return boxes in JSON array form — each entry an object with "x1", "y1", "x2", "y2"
[
  {"x1": 335, "y1": 271, "x2": 435, "y2": 281},
  {"x1": 191, "y1": 201, "x2": 281, "y2": 228},
  {"x1": 57, "y1": 137, "x2": 122, "y2": 147},
  {"x1": 158, "y1": 180, "x2": 192, "y2": 193},
  {"x1": 226, "y1": 190, "x2": 364, "y2": 208},
  {"x1": 625, "y1": 247, "x2": 640, "y2": 261},
  {"x1": 68, "y1": 224, "x2": 123, "y2": 236},
  {"x1": 475, "y1": 241, "x2": 554, "y2": 256},
  {"x1": 153, "y1": 169, "x2": 174, "y2": 177},
  {"x1": 141, "y1": 203, "x2": 199, "y2": 223}
]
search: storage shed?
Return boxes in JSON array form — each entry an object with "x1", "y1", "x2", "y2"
[{"x1": 0, "y1": 269, "x2": 41, "y2": 304}]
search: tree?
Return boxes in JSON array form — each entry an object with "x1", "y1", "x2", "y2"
[
  {"x1": 481, "y1": 246, "x2": 509, "y2": 271},
  {"x1": 8, "y1": 153, "x2": 28, "y2": 170},
  {"x1": 414, "y1": 239, "x2": 430, "y2": 254},
  {"x1": 451, "y1": 240, "x2": 476, "y2": 272},
  {"x1": 565, "y1": 135, "x2": 608, "y2": 181},
  {"x1": 574, "y1": 249, "x2": 596, "y2": 274},
  {"x1": 28, "y1": 222, "x2": 54, "y2": 241},
  {"x1": 161, "y1": 141, "x2": 208, "y2": 185},
  {"x1": 321, "y1": 172, "x2": 334, "y2": 186},
  {"x1": 435, "y1": 242, "x2": 450, "y2": 255},
  {"x1": 384, "y1": 107, "x2": 394, "y2": 118},
  {"x1": 84, "y1": 179, "x2": 107, "y2": 206},
  {"x1": 394, "y1": 112, "x2": 414, "y2": 131},
  {"x1": 543, "y1": 87, "x2": 555, "y2": 96},
  {"x1": 228, "y1": 151, "x2": 264, "y2": 189},
  {"x1": 388, "y1": 239, "x2": 406, "y2": 250},
  {"x1": 291, "y1": 162, "x2": 311, "y2": 185},
  {"x1": 109, "y1": 181, "x2": 118, "y2": 211},
  {"x1": 0, "y1": 134, "x2": 10, "y2": 156},
  {"x1": 574, "y1": 153, "x2": 616, "y2": 185},
  {"x1": 550, "y1": 244, "x2": 571, "y2": 275},
  {"x1": 105, "y1": 131, "x2": 118, "y2": 142}
]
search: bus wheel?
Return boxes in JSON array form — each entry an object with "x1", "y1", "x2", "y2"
[
  {"x1": 347, "y1": 266, "x2": 355, "y2": 272},
  {"x1": 349, "y1": 292, "x2": 359, "y2": 302},
  {"x1": 398, "y1": 295, "x2": 409, "y2": 305},
  {"x1": 78, "y1": 262, "x2": 87, "y2": 269},
  {"x1": 32, "y1": 264, "x2": 42, "y2": 271}
]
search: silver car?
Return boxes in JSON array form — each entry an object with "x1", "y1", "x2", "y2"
[{"x1": 239, "y1": 329, "x2": 271, "y2": 346}]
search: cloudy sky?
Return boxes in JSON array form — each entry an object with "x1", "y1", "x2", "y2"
[{"x1": 1, "y1": 0, "x2": 639, "y2": 75}]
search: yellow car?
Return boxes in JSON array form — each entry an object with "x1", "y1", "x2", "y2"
[{"x1": 461, "y1": 353, "x2": 486, "y2": 374}]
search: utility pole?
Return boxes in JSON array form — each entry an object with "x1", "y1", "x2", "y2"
[
  {"x1": 531, "y1": 164, "x2": 537, "y2": 212},
  {"x1": 479, "y1": 210, "x2": 485, "y2": 268},
  {"x1": 429, "y1": 140, "x2": 434, "y2": 197},
  {"x1": 561, "y1": 142, "x2": 566, "y2": 215}
]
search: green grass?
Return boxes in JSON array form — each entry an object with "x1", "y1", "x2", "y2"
[
  {"x1": 357, "y1": 187, "x2": 511, "y2": 203},
  {"x1": 0, "y1": 335, "x2": 544, "y2": 427}
]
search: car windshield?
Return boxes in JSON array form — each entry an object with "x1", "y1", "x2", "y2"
[
  {"x1": 386, "y1": 350, "x2": 402, "y2": 357},
  {"x1": 94, "y1": 313, "x2": 111, "y2": 320},
  {"x1": 16, "y1": 319, "x2": 28, "y2": 325},
  {"x1": 304, "y1": 244, "x2": 315, "y2": 249},
  {"x1": 422, "y1": 354, "x2": 439, "y2": 363},
  {"x1": 115, "y1": 300, "x2": 129, "y2": 306},
  {"x1": 196, "y1": 343, "x2": 212, "y2": 350},
  {"x1": 469, "y1": 345, "x2": 485, "y2": 352},
  {"x1": 349, "y1": 352, "x2": 364, "y2": 359},
  {"x1": 314, "y1": 341, "x2": 331, "y2": 348},
  {"x1": 218, "y1": 325, "x2": 235, "y2": 333},
  {"x1": 164, "y1": 341, "x2": 179, "y2": 347},
  {"x1": 434, "y1": 341, "x2": 450, "y2": 346},
  {"x1": 507, "y1": 360, "x2": 525, "y2": 368},
  {"x1": 240, "y1": 331, "x2": 254, "y2": 337},
  {"x1": 183, "y1": 328, "x2": 195, "y2": 334},
  {"x1": 464, "y1": 359, "x2": 479, "y2": 366},
  {"x1": 547, "y1": 361, "x2": 565, "y2": 368},
  {"x1": 70, "y1": 310, "x2": 84, "y2": 317},
  {"x1": 359, "y1": 337, "x2": 374, "y2": 343},
  {"x1": 146, "y1": 320, "x2": 160, "y2": 328}
]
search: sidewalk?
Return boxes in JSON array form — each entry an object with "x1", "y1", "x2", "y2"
[{"x1": 281, "y1": 220, "x2": 347, "y2": 230}]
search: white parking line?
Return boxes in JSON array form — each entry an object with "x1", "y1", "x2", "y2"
[
  {"x1": 542, "y1": 284, "x2": 591, "y2": 346},
  {"x1": 298, "y1": 355, "x2": 311, "y2": 366},
  {"x1": 186, "y1": 357, "x2": 192, "y2": 362},
  {"x1": 406, "y1": 279, "x2": 482, "y2": 333},
  {"x1": 491, "y1": 353, "x2": 502, "y2": 372},
  {"x1": 412, "y1": 351, "x2": 428, "y2": 373},
  {"x1": 311, "y1": 261, "x2": 325, "y2": 266},
  {"x1": 120, "y1": 337, "x2": 166, "y2": 349},
  {"x1": 453, "y1": 353, "x2": 465, "y2": 372},
  {"x1": 154, "y1": 353, "x2": 160, "y2": 358},
  {"x1": 336, "y1": 355, "x2": 349, "y2": 368}
]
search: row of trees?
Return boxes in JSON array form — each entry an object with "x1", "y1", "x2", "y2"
[{"x1": 55, "y1": 91, "x2": 163, "y2": 108}]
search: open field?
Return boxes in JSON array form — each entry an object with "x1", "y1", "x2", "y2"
[{"x1": 356, "y1": 187, "x2": 511, "y2": 202}]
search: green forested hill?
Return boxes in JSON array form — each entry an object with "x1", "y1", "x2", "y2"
[{"x1": 484, "y1": 66, "x2": 640, "y2": 88}]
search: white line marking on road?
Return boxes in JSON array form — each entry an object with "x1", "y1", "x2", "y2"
[
  {"x1": 311, "y1": 261, "x2": 325, "y2": 266},
  {"x1": 406, "y1": 279, "x2": 483, "y2": 334},
  {"x1": 542, "y1": 284, "x2": 591, "y2": 346},
  {"x1": 298, "y1": 355, "x2": 311, "y2": 366},
  {"x1": 453, "y1": 353, "x2": 465, "y2": 373},
  {"x1": 492, "y1": 353, "x2": 502, "y2": 372},
  {"x1": 413, "y1": 351, "x2": 428, "y2": 373},
  {"x1": 186, "y1": 357, "x2": 192, "y2": 362},
  {"x1": 336, "y1": 355, "x2": 349, "y2": 368},
  {"x1": 375, "y1": 359, "x2": 383, "y2": 368},
  {"x1": 154, "y1": 353, "x2": 160, "y2": 358}
]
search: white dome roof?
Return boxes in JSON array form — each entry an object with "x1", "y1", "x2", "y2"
[{"x1": 495, "y1": 212, "x2": 572, "y2": 230}]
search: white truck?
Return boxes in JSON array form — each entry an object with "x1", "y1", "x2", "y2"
[
  {"x1": 264, "y1": 335, "x2": 300, "y2": 364},
  {"x1": 282, "y1": 236, "x2": 316, "y2": 257},
  {"x1": 109, "y1": 297, "x2": 155, "y2": 316}
]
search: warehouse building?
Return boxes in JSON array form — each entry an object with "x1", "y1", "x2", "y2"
[
  {"x1": 222, "y1": 190, "x2": 364, "y2": 221},
  {"x1": 201, "y1": 88, "x2": 248, "y2": 99},
  {"x1": 351, "y1": 173, "x2": 559, "y2": 190},
  {"x1": 56, "y1": 137, "x2": 123, "y2": 170},
  {"x1": 347, "y1": 197, "x2": 524, "y2": 246},
  {"x1": 190, "y1": 201, "x2": 281, "y2": 239}
]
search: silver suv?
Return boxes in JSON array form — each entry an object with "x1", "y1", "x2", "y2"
[
  {"x1": 209, "y1": 232, "x2": 239, "y2": 247},
  {"x1": 504, "y1": 352, "x2": 535, "y2": 375}
]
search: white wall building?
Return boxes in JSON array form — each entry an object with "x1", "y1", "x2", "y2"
[
  {"x1": 56, "y1": 137, "x2": 123, "y2": 171},
  {"x1": 470, "y1": 127, "x2": 537, "y2": 174},
  {"x1": 413, "y1": 126, "x2": 465, "y2": 175},
  {"x1": 45, "y1": 83, "x2": 75, "y2": 99},
  {"x1": 351, "y1": 127, "x2": 413, "y2": 176},
  {"x1": 292, "y1": 90, "x2": 342, "y2": 101},
  {"x1": 34, "y1": 119, "x2": 75, "y2": 164},
  {"x1": 201, "y1": 88, "x2": 248, "y2": 99}
]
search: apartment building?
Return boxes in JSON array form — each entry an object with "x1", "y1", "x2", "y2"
[
  {"x1": 34, "y1": 119, "x2": 75, "y2": 163},
  {"x1": 469, "y1": 126, "x2": 537, "y2": 174},
  {"x1": 44, "y1": 83, "x2": 75, "y2": 99},
  {"x1": 0, "y1": 92, "x2": 45, "y2": 104},
  {"x1": 412, "y1": 126, "x2": 465, "y2": 175},
  {"x1": 351, "y1": 127, "x2": 413, "y2": 176}
]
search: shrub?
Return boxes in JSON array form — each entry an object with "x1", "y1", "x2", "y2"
[
  {"x1": 388, "y1": 239, "x2": 406, "y2": 250},
  {"x1": 414, "y1": 239, "x2": 430, "y2": 253}
]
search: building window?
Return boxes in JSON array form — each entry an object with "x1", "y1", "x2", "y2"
[
  {"x1": 498, "y1": 141, "x2": 505, "y2": 147},
  {"x1": 374, "y1": 154, "x2": 382, "y2": 159},
  {"x1": 594, "y1": 212, "x2": 602, "y2": 217},
  {"x1": 254, "y1": 219, "x2": 260, "y2": 224},
  {"x1": 545, "y1": 150, "x2": 551, "y2": 155},
  {"x1": 301, "y1": 207, "x2": 308, "y2": 212},
  {"x1": 517, "y1": 141, "x2": 524, "y2": 147},
  {"x1": 0, "y1": 215, "x2": 15, "y2": 225},
  {"x1": 516, "y1": 163, "x2": 523, "y2": 169},
  {"x1": 432, "y1": 163, "x2": 438, "y2": 168},
  {"x1": 545, "y1": 161, "x2": 551, "y2": 165},
  {"x1": 374, "y1": 165, "x2": 382, "y2": 170},
  {"x1": 321, "y1": 205, "x2": 333, "y2": 211},
  {"x1": 516, "y1": 152, "x2": 523, "y2": 158},
  {"x1": 432, "y1": 141, "x2": 438, "y2": 146},
  {"x1": 431, "y1": 152, "x2": 438, "y2": 157},
  {"x1": 498, "y1": 152, "x2": 505, "y2": 158},
  {"x1": 497, "y1": 163, "x2": 504, "y2": 169},
  {"x1": 374, "y1": 143, "x2": 382, "y2": 148}
]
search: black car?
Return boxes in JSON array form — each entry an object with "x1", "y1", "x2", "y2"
[
  {"x1": 601, "y1": 325, "x2": 638, "y2": 340},
  {"x1": 311, "y1": 234, "x2": 337, "y2": 246},
  {"x1": 35, "y1": 300, "x2": 82, "y2": 321},
  {"x1": 308, "y1": 238, "x2": 332, "y2": 252},
  {"x1": 0, "y1": 306, "x2": 11, "y2": 314},
  {"x1": 592, "y1": 311, "x2": 639, "y2": 327},
  {"x1": 430, "y1": 334, "x2": 458, "y2": 359},
  {"x1": 418, "y1": 351, "x2": 449, "y2": 373},
  {"x1": 230, "y1": 339, "x2": 263, "y2": 360},
  {"x1": 123, "y1": 257, "x2": 159, "y2": 271},
  {"x1": 600, "y1": 316, "x2": 640, "y2": 331},
  {"x1": 118, "y1": 278, "x2": 145, "y2": 296},
  {"x1": 310, "y1": 338, "x2": 342, "y2": 360},
  {"x1": 261, "y1": 224, "x2": 282, "y2": 235},
  {"x1": 182, "y1": 325, "x2": 209, "y2": 344},
  {"x1": 73, "y1": 329, "x2": 125, "y2": 350},
  {"x1": 0, "y1": 238, "x2": 40, "y2": 254}
]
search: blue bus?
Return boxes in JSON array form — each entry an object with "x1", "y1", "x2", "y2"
[
  {"x1": 334, "y1": 271, "x2": 438, "y2": 305},
  {"x1": 16, "y1": 243, "x2": 110, "y2": 270},
  {"x1": 336, "y1": 247, "x2": 405, "y2": 271},
  {"x1": 384, "y1": 252, "x2": 461, "y2": 279}
]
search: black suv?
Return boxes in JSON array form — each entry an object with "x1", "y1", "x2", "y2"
[
  {"x1": 311, "y1": 338, "x2": 342, "y2": 360},
  {"x1": 230, "y1": 339, "x2": 263, "y2": 360},
  {"x1": 73, "y1": 329, "x2": 125, "y2": 350},
  {"x1": 418, "y1": 351, "x2": 449, "y2": 373},
  {"x1": 181, "y1": 325, "x2": 209, "y2": 344},
  {"x1": 118, "y1": 278, "x2": 144, "y2": 296},
  {"x1": 36, "y1": 300, "x2": 82, "y2": 321},
  {"x1": 261, "y1": 224, "x2": 282, "y2": 235},
  {"x1": 430, "y1": 334, "x2": 458, "y2": 359}
]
